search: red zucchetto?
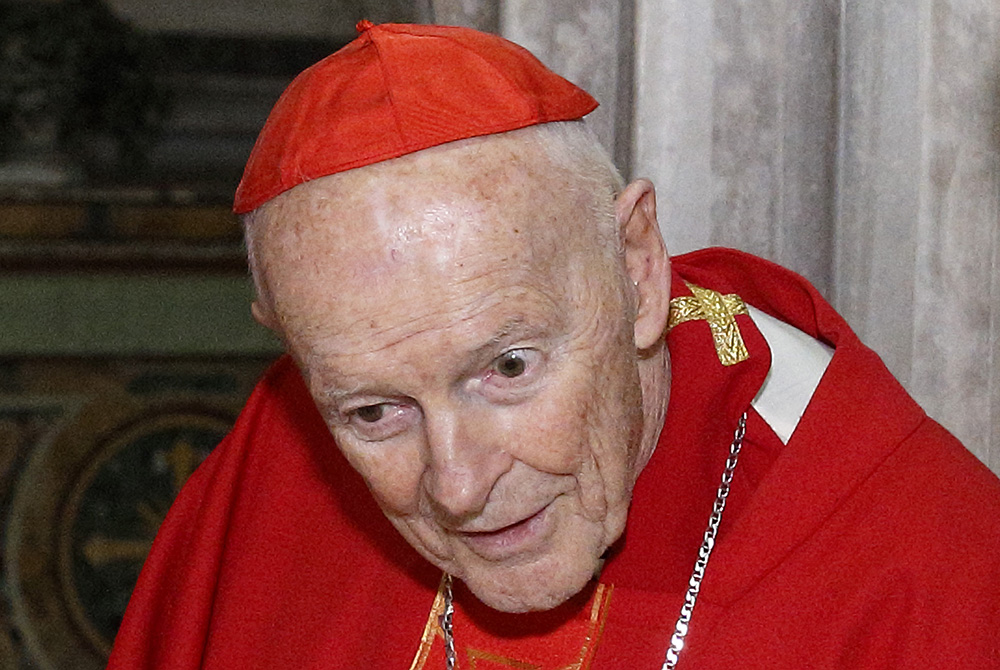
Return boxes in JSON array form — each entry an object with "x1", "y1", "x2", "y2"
[{"x1": 233, "y1": 22, "x2": 598, "y2": 214}]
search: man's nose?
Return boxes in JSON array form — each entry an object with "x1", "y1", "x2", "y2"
[{"x1": 422, "y1": 406, "x2": 511, "y2": 521}]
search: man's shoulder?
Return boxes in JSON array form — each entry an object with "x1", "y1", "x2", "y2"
[{"x1": 882, "y1": 416, "x2": 1000, "y2": 530}]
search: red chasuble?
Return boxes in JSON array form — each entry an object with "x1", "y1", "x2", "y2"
[{"x1": 108, "y1": 249, "x2": 1000, "y2": 669}]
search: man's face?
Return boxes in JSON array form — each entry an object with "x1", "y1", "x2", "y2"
[{"x1": 253, "y1": 135, "x2": 650, "y2": 612}]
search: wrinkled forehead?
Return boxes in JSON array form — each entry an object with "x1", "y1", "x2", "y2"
[
  {"x1": 245, "y1": 132, "x2": 623, "y2": 353},
  {"x1": 251, "y1": 132, "x2": 601, "y2": 284}
]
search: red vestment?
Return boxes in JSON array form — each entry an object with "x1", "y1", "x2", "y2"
[{"x1": 108, "y1": 248, "x2": 1000, "y2": 669}]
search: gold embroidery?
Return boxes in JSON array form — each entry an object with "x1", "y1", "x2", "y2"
[
  {"x1": 409, "y1": 575, "x2": 449, "y2": 670},
  {"x1": 467, "y1": 649, "x2": 540, "y2": 668},
  {"x1": 410, "y1": 579, "x2": 615, "y2": 670},
  {"x1": 668, "y1": 282, "x2": 750, "y2": 366},
  {"x1": 556, "y1": 583, "x2": 613, "y2": 670}
]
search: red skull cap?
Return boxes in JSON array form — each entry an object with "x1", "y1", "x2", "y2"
[{"x1": 233, "y1": 21, "x2": 598, "y2": 214}]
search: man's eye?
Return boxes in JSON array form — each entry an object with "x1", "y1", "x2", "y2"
[
  {"x1": 340, "y1": 402, "x2": 415, "y2": 441},
  {"x1": 354, "y1": 404, "x2": 386, "y2": 423},
  {"x1": 495, "y1": 350, "x2": 528, "y2": 378},
  {"x1": 478, "y1": 348, "x2": 543, "y2": 402}
]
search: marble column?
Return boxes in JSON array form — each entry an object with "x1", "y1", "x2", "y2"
[
  {"x1": 427, "y1": 0, "x2": 500, "y2": 32},
  {"x1": 500, "y1": 0, "x2": 635, "y2": 170},
  {"x1": 836, "y1": 0, "x2": 1000, "y2": 470},
  {"x1": 632, "y1": 0, "x2": 839, "y2": 296}
]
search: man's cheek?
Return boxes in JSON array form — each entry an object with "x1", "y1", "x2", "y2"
[
  {"x1": 338, "y1": 444, "x2": 425, "y2": 513},
  {"x1": 506, "y1": 399, "x2": 591, "y2": 473},
  {"x1": 365, "y1": 472, "x2": 425, "y2": 515},
  {"x1": 508, "y1": 423, "x2": 584, "y2": 475},
  {"x1": 571, "y1": 453, "x2": 612, "y2": 521}
]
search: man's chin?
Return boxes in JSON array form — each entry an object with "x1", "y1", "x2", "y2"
[{"x1": 458, "y1": 558, "x2": 597, "y2": 613}]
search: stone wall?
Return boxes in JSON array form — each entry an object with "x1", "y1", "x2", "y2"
[{"x1": 836, "y1": 0, "x2": 1000, "y2": 470}]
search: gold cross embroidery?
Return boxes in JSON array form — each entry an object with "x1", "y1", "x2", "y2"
[{"x1": 668, "y1": 282, "x2": 750, "y2": 366}]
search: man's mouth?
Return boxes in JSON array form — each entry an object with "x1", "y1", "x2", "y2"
[{"x1": 455, "y1": 506, "x2": 550, "y2": 560}]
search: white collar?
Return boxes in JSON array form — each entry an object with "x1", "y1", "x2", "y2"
[{"x1": 747, "y1": 305, "x2": 834, "y2": 444}]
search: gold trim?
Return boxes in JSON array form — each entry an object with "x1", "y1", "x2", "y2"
[
  {"x1": 668, "y1": 282, "x2": 750, "y2": 366},
  {"x1": 557, "y1": 583, "x2": 613, "y2": 670},
  {"x1": 409, "y1": 575, "x2": 449, "y2": 670},
  {"x1": 410, "y1": 578, "x2": 615, "y2": 670},
  {"x1": 467, "y1": 649, "x2": 540, "y2": 668}
]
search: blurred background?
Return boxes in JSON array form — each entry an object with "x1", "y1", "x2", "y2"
[{"x1": 1, "y1": 1, "x2": 997, "y2": 668}]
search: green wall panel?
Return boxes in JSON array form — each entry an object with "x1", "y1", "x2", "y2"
[{"x1": 0, "y1": 275, "x2": 282, "y2": 355}]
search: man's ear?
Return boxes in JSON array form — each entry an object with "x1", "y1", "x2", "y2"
[
  {"x1": 251, "y1": 299, "x2": 278, "y2": 330},
  {"x1": 615, "y1": 179, "x2": 671, "y2": 351}
]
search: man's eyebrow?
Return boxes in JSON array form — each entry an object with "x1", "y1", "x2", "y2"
[
  {"x1": 318, "y1": 383, "x2": 365, "y2": 405},
  {"x1": 468, "y1": 317, "x2": 550, "y2": 360}
]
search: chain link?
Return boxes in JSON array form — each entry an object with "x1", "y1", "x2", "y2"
[
  {"x1": 439, "y1": 413, "x2": 748, "y2": 670},
  {"x1": 440, "y1": 574, "x2": 456, "y2": 670},
  {"x1": 662, "y1": 412, "x2": 747, "y2": 670}
]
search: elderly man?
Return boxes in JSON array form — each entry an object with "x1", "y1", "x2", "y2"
[{"x1": 109, "y1": 23, "x2": 1000, "y2": 670}]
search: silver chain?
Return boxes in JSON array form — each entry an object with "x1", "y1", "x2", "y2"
[
  {"x1": 440, "y1": 412, "x2": 748, "y2": 670},
  {"x1": 439, "y1": 573, "x2": 457, "y2": 670},
  {"x1": 662, "y1": 412, "x2": 747, "y2": 670}
]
